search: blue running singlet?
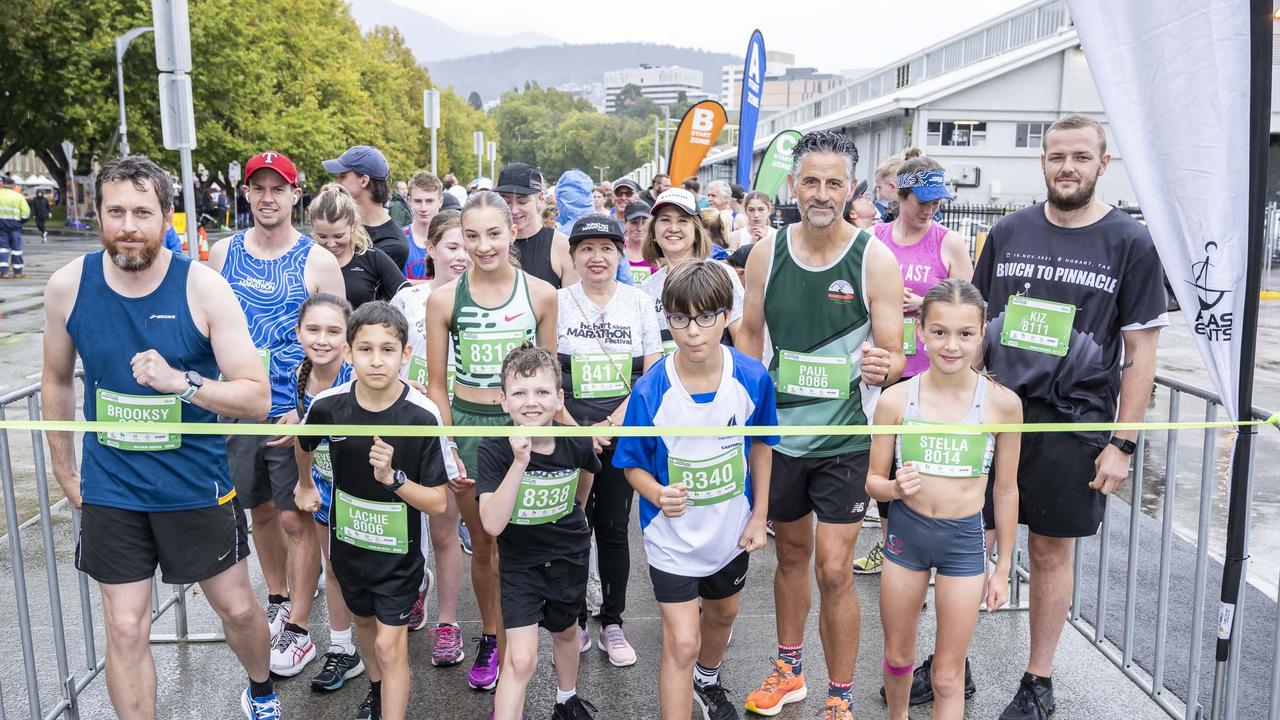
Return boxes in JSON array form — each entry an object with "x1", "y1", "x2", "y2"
[
  {"x1": 219, "y1": 232, "x2": 312, "y2": 417},
  {"x1": 67, "y1": 250, "x2": 235, "y2": 511}
]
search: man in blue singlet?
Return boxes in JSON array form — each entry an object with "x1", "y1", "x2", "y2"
[
  {"x1": 41, "y1": 155, "x2": 284, "y2": 719},
  {"x1": 209, "y1": 151, "x2": 346, "y2": 678}
]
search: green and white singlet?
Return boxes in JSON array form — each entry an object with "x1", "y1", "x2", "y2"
[
  {"x1": 763, "y1": 225, "x2": 876, "y2": 457},
  {"x1": 450, "y1": 270, "x2": 538, "y2": 389}
]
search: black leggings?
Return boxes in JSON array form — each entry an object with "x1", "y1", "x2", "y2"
[{"x1": 579, "y1": 444, "x2": 633, "y2": 627}]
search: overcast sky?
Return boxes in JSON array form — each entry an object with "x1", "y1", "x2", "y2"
[{"x1": 392, "y1": 0, "x2": 1030, "y2": 73}]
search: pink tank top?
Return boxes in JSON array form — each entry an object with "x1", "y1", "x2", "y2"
[{"x1": 874, "y1": 221, "x2": 949, "y2": 378}]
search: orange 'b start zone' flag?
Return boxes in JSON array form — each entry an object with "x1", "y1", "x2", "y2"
[{"x1": 667, "y1": 100, "x2": 728, "y2": 184}]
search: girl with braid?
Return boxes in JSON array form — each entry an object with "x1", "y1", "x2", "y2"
[{"x1": 269, "y1": 293, "x2": 364, "y2": 692}]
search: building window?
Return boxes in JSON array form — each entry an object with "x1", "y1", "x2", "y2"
[
  {"x1": 896, "y1": 63, "x2": 910, "y2": 88},
  {"x1": 1015, "y1": 121, "x2": 1050, "y2": 148},
  {"x1": 927, "y1": 121, "x2": 987, "y2": 147}
]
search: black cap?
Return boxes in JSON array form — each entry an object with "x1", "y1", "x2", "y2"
[
  {"x1": 624, "y1": 200, "x2": 652, "y2": 222},
  {"x1": 726, "y1": 241, "x2": 756, "y2": 269},
  {"x1": 495, "y1": 163, "x2": 544, "y2": 195},
  {"x1": 568, "y1": 214, "x2": 625, "y2": 245}
]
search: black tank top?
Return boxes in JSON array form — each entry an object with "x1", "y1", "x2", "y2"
[{"x1": 514, "y1": 226, "x2": 559, "y2": 289}]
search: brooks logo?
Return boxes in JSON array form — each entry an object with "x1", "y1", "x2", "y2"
[{"x1": 148, "y1": 314, "x2": 176, "y2": 320}]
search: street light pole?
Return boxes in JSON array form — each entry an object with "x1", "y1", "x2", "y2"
[
  {"x1": 115, "y1": 26, "x2": 153, "y2": 157},
  {"x1": 593, "y1": 166, "x2": 610, "y2": 183}
]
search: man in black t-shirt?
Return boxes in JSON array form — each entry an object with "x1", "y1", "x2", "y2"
[
  {"x1": 973, "y1": 115, "x2": 1167, "y2": 720},
  {"x1": 324, "y1": 145, "x2": 410, "y2": 268},
  {"x1": 476, "y1": 346, "x2": 601, "y2": 720}
]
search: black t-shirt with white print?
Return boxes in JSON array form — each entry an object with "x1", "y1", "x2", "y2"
[
  {"x1": 476, "y1": 428, "x2": 602, "y2": 568},
  {"x1": 299, "y1": 380, "x2": 456, "y2": 597},
  {"x1": 973, "y1": 204, "x2": 1168, "y2": 444},
  {"x1": 341, "y1": 247, "x2": 409, "y2": 308}
]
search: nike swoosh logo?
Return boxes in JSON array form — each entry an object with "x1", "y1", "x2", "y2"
[
  {"x1": 399, "y1": 610, "x2": 412, "y2": 620},
  {"x1": 733, "y1": 574, "x2": 746, "y2": 585},
  {"x1": 503, "y1": 312, "x2": 526, "y2": 322},
  {"x1": 217, "y1": 548, "x2": 234, "y2": 562}
]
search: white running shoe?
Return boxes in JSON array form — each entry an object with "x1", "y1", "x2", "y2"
[
  {"x1": 269, "y1": 626, "x2": 316, "y2": 677},
  {"x1": 266, "y1": 600, "x2": 291, "y2": 642}
]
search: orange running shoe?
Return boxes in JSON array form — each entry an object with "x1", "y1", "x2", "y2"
[
  {"x1": 820, "y1": 696, "x2": 854, "y2": 719},
  {"x1": 744, "y1": 658, "x2": 807, "y2": 716}
]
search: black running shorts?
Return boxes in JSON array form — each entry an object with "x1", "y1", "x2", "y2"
[
  {"x1": 76, "y1": 499, "x2": 250, "y2": 585},
  {"x1": 648, "y1": 551, "x2": 749, "y2": 604},
  {"x1": 768, "y1": 451, "x2": 870, "y2": 524},
  {"x1": 499, "y1": 558, "x2": 588, "y2": 632}
]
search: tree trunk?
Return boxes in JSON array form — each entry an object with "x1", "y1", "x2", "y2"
[
  {"x1": 36, "y1": 147, "x2": 68, "y2": 205},
  {"x1": 0, "y1": 142, "x2": 19, "y2": 170}
]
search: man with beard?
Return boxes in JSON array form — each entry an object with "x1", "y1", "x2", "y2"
[
  {"x1": 209, "y1": 151, "x2": 345, "y2": 679},
  {"x1": 638, "y1": 173, "x2": 670, "y2": 206},
  {"x1": 40, "y1": 155, "x2": 283, "y2": 719},
  {"x1": 737, "y1": 131, "x2": 905, "y2": 720},
  {"x1": 495, "y1": 162, "x2": 577, "y2": 289},
  {"x1": 973, "y1": 115, "x2": 1166, "y2": 720}
]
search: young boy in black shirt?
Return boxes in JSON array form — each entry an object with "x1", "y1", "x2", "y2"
[
  {"x1": 295, "y1": 301, "x2": 456, "y2": 720},
  {"x1": 477, "y1": 345, "x2": 602, "y2": 720}
]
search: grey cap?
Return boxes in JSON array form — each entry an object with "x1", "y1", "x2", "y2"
[{"x1": 322, "y1": 145, "x2": 390, "y2": 181}]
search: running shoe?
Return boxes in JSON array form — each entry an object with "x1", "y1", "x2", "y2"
[
  {"x1": 309, "y1": 647, "x2": 364, "y2": 692},
  {"x1": 585, "y1": 575, "x2": 603, "y2": 617},
  {"x1": 853, "y1": 542, "x2": 885, "y2": 575},
  {"x1": 408, "y1": 569, "x2": 433, "y2": 631},
  {"x1": 266, "y1": 600, "x2": 291, "y2": 642},
  {"x1": 551, "y1": 695, "x2": 598, "y2": 719},
  {"x1": 269, "y1": 626, "x2": 316, "y2": 677},
  {"x1": 240, "y1": 687, "x2": 282, "y2": 719},
  {"x1": 355, "y1": 685, "x2": 380, "y2": 720},
  {"x1": 744, "y1": 658, "x2": 806, "y2": 716},
  {"x1": 863, "y1": 502, "x2": 882, "y2": 528},
  {"x1": 820, "y1": 696, "x2": 854, "y2": 720},
  {"x1": 578, "y1": 624, "x2": 592, "y2": 653},
  {"x1": 998, "y1": 673, "x2": 1055, "y2": 720},
  {"x1": 467, "y1": 635, "x2": 500, "y2": 690},
  {"x1": 458, "y1": 521, "x2": 473, "y2": 555},
  {"x1": 430, "y1": 623, "x2": 465, "y2": 666},
  {"x1": 877, "y1": 654, "x2": 975, "y2": 705},
  {"x1": 597, "y1": 624, "x2": 637, "y2": 667},
  {"x1": 694, "y1": 680, "x2": 738, "y2": 720}
]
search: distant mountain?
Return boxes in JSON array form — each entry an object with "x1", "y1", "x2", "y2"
[
  {"x1": 427, "y1": 43, "x2": 742, "y2": 103},
  {"x1": 347, "y1": 0, "x2": 560, "y2": 62}
]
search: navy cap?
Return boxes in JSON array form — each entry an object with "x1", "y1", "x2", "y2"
[
  {"x1": 569, "y1": 214, "x2": 625, "y2": 245},
  {"x1": 494, "y1": 163, "x2": 544, "y2": 195},
  {"x1": 322, "y1": 145, "x2": 390, "y2": 181},
  {"x1": 612, "y1": 178, "x2": 639, "y2": 195}
]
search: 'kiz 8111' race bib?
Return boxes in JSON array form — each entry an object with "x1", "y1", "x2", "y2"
[
  {"x1": 999, "y1": 296, "x2": 1076, "y2": 357},
  {"x1": 510, "y1": 469, "x2": 580, "y2": 526},
  {"x1": 95, "y1": 388, "x2": 181, "y2": 451},
  {"x1": 667, "y1": 447, "x2": 746, "y2": 506}
]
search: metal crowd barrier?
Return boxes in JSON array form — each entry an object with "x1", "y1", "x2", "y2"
[
  {"x1": 0, "y1": 380, "x2": 217, "y2": 720},
  {"x1": 1, "y1": 373, "x2": 1277, "y2": 718}
]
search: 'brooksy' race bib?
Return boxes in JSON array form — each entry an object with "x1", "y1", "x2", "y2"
[
  {"x1": 777, "y1": 350, "x2": 852, "y2": 400},
  {"x1": 1000, "y1": 296, "x2": 1076, "y2": 357},
  {"x1": 571, "y1": 353, "x2": 631, "y2": 399},
  {"x1": 333, "y1": 489, "x2": 408, "y2": 554},
  {"x1": 667, "y1": 446, "x2": 746, "y2": 506},
  {"x1": 903, "y1": 317, "x2": 918, "y2": 356},
  {"x1": 95, "y1": 389, "x2": 181, "y2": 451},
  {"x1": 897, "y1": 420, "x2": 992, "y2": 478},
  {"x1": 460, "y1": 329, "x2": 529, "y2": 376},
  {"x1": 510, "y1": 469, "x2": 579, "y2": 526}
]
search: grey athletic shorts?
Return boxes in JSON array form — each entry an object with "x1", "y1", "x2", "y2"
[{"x1": 883, "y1": 500, "x2": 985, "y2": 577}]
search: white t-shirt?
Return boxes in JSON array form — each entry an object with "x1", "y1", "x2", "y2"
[
  {"x1": 390, "y1": 283, "x2": 435, "y2": 384},
  {"x1": 556, "y1": 282, "x2": 662, "y2": 422}
]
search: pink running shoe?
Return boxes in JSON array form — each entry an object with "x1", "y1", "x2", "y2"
[{"x1": 430, "y1": 623, "x2": 465, "y2": 667}]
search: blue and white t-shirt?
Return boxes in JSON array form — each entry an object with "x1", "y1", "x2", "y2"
[{"x1": 613, "y1": 346, "x2": 778, "y2": 577}]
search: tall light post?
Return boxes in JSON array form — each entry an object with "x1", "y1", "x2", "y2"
[
  {"x1": 115, "y1": 26, "x2": 153, "y2": 156},
  {"x1": 593, "y1": 166, "x2": 610, "y2": 183},
  {"x1": 473, "y1": 131, "x2": 484, "y2": 181},
  {"x1": 487, "y1": 141, "x2": 497, "y2": 179}
]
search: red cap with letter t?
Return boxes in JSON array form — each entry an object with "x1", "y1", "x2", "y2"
[{"x1": 244, "y1": 151, "x2": 299, "y2": 186}]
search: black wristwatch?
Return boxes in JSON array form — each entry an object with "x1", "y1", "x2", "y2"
[
  {"x1": 179, "y1": 370, "x2": 204, "y2": 403},
  {"x1": 1108, "y1": 436, "x2": 1137, "y2": 455},
  {"x1": 387, "y1": 469, "x2": 408, "y2": 493}
]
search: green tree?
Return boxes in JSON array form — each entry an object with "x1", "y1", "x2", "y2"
[{"x1": 467, "y1": 91, "x2": 483, "y2": 111}]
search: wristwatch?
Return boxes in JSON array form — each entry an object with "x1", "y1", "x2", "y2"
[
  {"x1": 387, "y1": 469, "x2": 408, "y2": 493},
  {"x1": 179, "y1": 371, "x2": 204, "y2": 403},
  {"x1": 1108, "y1": 436, "x2": 1137, "y2": 455}
]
